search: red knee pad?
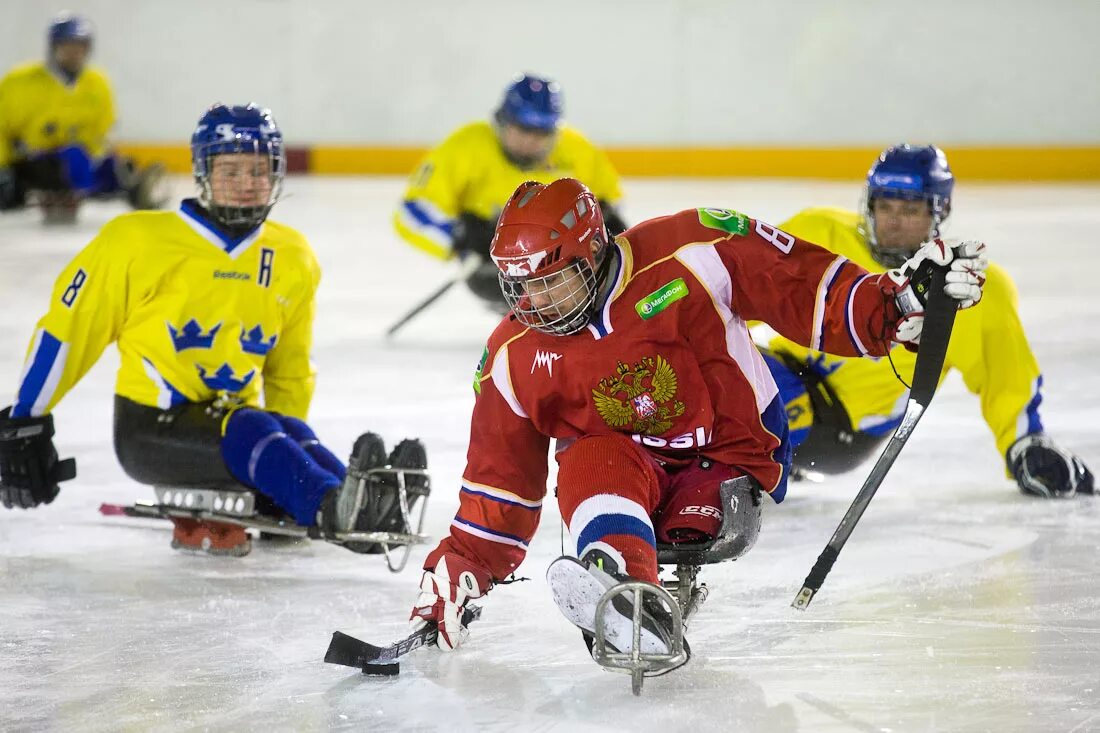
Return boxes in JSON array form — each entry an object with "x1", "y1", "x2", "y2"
[{"x1": 555, "y1": 434, "x2": 661, "y2": 521}]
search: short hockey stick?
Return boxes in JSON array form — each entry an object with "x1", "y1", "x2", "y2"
[
  {"x1": 324, "y1": 605, "x2": 482, "y2": 675},
  {"x1": 385, "y1": 256, "x2": 481, "y2": 339},
  {"x1": 792, "y1": 267, "x2": 958, "y2": 610}
]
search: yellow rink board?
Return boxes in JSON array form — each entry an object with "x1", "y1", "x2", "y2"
[{"x1": 117, "y1": 143, "x2": 1100, "y2": 181}]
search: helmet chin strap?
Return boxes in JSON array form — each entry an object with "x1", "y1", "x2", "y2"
[{"x1": 584, "y1": 238, "x2": 618, "y2": 314}]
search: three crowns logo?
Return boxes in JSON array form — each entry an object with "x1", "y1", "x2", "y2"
[
  {"x1": 167, "y1": 320, "x2": 221, "y2": 352},
  {"x1": 240, "y1": 325, "x2": 277, "y2": 356},
  {"x1": 196, "y1": 364, "x2": 256, "y2": 393}
]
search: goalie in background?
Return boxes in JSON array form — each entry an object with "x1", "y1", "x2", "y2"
[
  {"x1": 0, "y1": 12, "x2": 168, "y2": 222},
  {"x1": 0, "y1": 103, "x2": 429, "y2": 558},
  {"x1": 393, "y1": 72, "x2": 627, "y2": 311},
  {"x1": 759, "y1": 144, "x2": 1093, "y2": 498}
]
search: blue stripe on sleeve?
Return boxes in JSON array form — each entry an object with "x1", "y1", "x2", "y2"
[
  {"x1": 1025, "y1": 375, "x2": 1045, "y2": 435},
  {"x1": 402, "y1": 200, "x2": 454, "y2": 236},
  {"x1": 12, "y1": 331, "x2": 63, "y2": 417},
  {"x1": 453, "y1": 517, "x2": 529, "y2": 545}
]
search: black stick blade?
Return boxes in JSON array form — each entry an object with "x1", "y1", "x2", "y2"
[{"x1": 325, "y1": 630, "x2": 377, "y2": 668}]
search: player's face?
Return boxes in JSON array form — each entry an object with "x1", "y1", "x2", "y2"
[
  {"x1": 208, "y1": 153, "x2": 274, "y2": 208},
  {"x1": 499, "y1": 124, "x2": 556, "y2": 168},
  {"x1": 523, "y1": 266, "x2": 591, "y2": 321},
  {"x1": 52, "y1": 40, "x2": 89, "y2": 76},
  {"x1": 871, "y1": 197, "x2": 934, "y2": 252},
  {"x1": 517, "y1": 239, "x2": 602, "y2": 327}
]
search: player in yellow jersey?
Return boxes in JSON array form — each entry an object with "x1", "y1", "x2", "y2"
[
  {"x1": 0, "y1": 13, "x2": 165, "y2": 220},
  {"x1": 0, "y1": 104, "x2": 429, "y2": 556},
  {"x1": 394, "y1": 73, "x2": 626, "y2": 309},
  {"x1": 760, "y1": 144, "x2": 1092, "y2": 498}
]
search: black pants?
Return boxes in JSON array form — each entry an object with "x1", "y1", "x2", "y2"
[
  {"x1": 113, "y1": 395, "x2": 238, "y2": 488},
  {"x1": 792, "y1": 422, "x2": 888, "y2": 474}
]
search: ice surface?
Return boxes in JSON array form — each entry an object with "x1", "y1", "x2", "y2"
[{"x1": 1, "y1": 177, "x2": 1098, "y2": 732}]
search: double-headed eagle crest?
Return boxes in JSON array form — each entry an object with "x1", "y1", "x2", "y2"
[{"x1": 591, "y1": 355, "x2": 685, "y2": 435}]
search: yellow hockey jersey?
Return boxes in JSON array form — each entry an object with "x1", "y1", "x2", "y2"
[
  {"x1": 0, "y1": 61, "x2": 115, "y2": 168},
  {"x1": 12, "y1": 201, "x2": 320, "y2": 421},
  {"x1": 394, "y1": 121, "x2": 623, "y2": 259},
  {"x1": 767, "y1": 207, "x2": 1043, "y2": 462}
]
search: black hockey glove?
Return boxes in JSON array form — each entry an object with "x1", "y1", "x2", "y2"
[
  {"x1": 599, "y1": 200, "x2": 629, "y2": 237},
  {"x1": 1007, "y1": 433, "x2": 1094, "y2": 498},
  {"x1": 0, "y1": 407, "x2": 77, "y2": 509},
  {"x1": 0, "y1": 167, "x2": 25, "y2": 211},
  {"x1": 452, "y1": 212, "x2": 497, "y2": 262}
]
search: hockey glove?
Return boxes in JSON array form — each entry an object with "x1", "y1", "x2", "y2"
[
  {"x1": 452, "y1": 212, "x2": 498, "y2": 262},
  {"x1": 1008, "y1": 433, "x2": 1094, "y2": 498},
  {"x1": 0, "y1": 407, "x2": 77, "y2": 509},
  {"x1": 410, "y1": 552, "x2": 492, "y2": 651},
  {"x1": 599, "y1": 200, "x2": 629, "y2": 237},
  {"x1": 0, "y1": 167, "x2": 24, "y2": 210},
  {"x1": 885, "y1": 238, "x2": 988, "y2": 345}
]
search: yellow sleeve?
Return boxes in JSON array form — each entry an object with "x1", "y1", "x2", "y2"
[
  {"x1": 11, "y1": 221, "x2": 130, "y2": 417},
  {"x1": 944, "y1": 263, "x2": 1043, "y2": 463},
  {"x1": 778, "y1": 209, "x2": 840, "y2": 248},
  {"x1": 0, "y1": 71, "x2": 17, "y2": 168},
  {"x1": 393, "y1": 128, "x2": 472, "y2": 260},
  {"x1": 262, "y1": 253, "x2": 320, "y2": 419}
]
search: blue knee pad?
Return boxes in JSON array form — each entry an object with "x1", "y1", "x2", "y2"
[
  {"x1": 52, "y1": 146, "x2": 95, "y2": 193},
  {"x1": 221, "y1": 408, "x2": 340, "y2": 525},
  {"x1": 762, "y1": 352, "x2": 812, "y2": 449},
  {"x1": 273, "y1": 414, "x2": 346, "y2": 480},
  {"x1": 48, "y1": 148, "x2": 123, "y2": 196},
  {"x1": 91, "y1": 155, "x2": 124, "y2": 195}
]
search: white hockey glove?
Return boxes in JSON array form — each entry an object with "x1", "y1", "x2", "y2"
[
  {"x1": 886, "y1": 238, "x2": 988, "y2": 345},
  {"x1": 409, "y1": 552, "x2": 492, "y2": 651},
  {"x1": 1008, "y1": 433, "x2": 1095, "y2": 498}
]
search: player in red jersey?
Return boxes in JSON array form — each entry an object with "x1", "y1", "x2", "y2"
[{"x1": 409, "y1": 178, "x2": 987, "y2": 672}]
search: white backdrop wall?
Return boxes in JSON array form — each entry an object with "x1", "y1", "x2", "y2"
[{"x1": 3, "y1": 0, "x2": 1099, "y2": 147}]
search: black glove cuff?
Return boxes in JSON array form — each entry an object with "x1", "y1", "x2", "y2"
[{"x1": 0, "y1": 407, "x2": 56, "y2": 444}]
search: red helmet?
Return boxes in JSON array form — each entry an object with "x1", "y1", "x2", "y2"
[{"x1": 490, "y1": 179, "x2": 609, "y2": 335}]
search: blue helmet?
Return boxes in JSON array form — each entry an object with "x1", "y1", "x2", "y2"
[
  {"x1": 863, "y1": 144, "x2": 955, "y2": 266},
  {"x1": 190, "y1": 103, "x2": 285, "y2": 229},
  {"x1": 48, "y1": 12, "x2": 94, "y2": 46},
  {"x1": 495, "y1": 73, "x2": 563, "y2": 131}
]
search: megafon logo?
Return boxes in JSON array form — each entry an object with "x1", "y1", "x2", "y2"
[
  {"x1": 531, "y1": 349, "x2": 562, "y2": 377},
  {"x1": 636, "y1": 278, "x2": 689, "y2": 320}
]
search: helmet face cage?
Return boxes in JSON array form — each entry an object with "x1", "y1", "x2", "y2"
[
  {"x1": 193, "y1": 136, "x2": 285, "y2": 230},
  {"x1": 860, "y1": 145, "x2": 953, "y2": 268},
  {"x1": 860, "y1": 188, "x2": 950, "y2": 268},
  {"x1": 499, "y1": 257, "x2": 600, "y2": 336}
]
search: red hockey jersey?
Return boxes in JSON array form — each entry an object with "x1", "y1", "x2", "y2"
[{"x1": 433, "y1": 207, "x2": 900, "y2": 579}]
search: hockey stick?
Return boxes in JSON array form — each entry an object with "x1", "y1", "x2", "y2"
[
  {"x1": 385, "y1": 256, "x2": 481, "y2": 339},
  {"x1": 791, "y1": 267, "x2": 958, "y2": 611},
  {"x1": 324, "y1": 605, "x2": 482, "y2": 675}
]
